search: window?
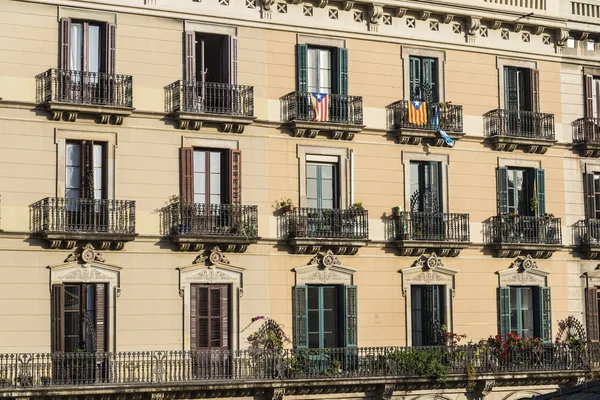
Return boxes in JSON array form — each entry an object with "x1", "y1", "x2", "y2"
[
  {"x1": 498, "y1": 286, "x2": 551, "y2": 341},
  {"x1": 60, "y1": 18, "x2": 115, "y2": 74},
  {"x1": 180, "y1": 147, "x2": 242, "y2": 205},
  {"x1": 66, "y1": 141, "x2": 107, "y2": 200},
  {"x1": 586, "y1": 287, "x2": 600, "y2": 342},
  {"x1": 307, "y1": 48, "x2": 332, "y2": 93},
  {"x1": 306, "y1": 162, "x2": 338, "y2": 209},
  {"x1": 293, "y1": 285, "x2": 357, "y2": 349},
  {"x1": 503, "y1": 66, "x2": 539, "y2": 112},
  {"x1": 497, "y1": 166, "x2": 545, "y2": 216},
  {"x1": 184, "y1": 32, "x2": 237, "y2": 85},
  {"x1": 584, "y1": 172, "x2": 600, "y2": 219},
  {"x1": 409, "y1": 56, "x2": 438, "y2": 102},
  {"x1": 411, "y1": 285, "x2": 445, "y2": 346},
  {"x1": 52, "y1": 283, "x2": 107, "y2": 352},
  {"x1": 297, "y1": 44, "x2": 348, "y2": 95},
  {"x1": 190, "y1": 284, "x2": 229, "y2": 350},
  {"x1": 585, "y1": 74, "x2": 600, "y2": 119},
  {"x1": 409, "y1": 161, "x2": 442, "y2": 212}
]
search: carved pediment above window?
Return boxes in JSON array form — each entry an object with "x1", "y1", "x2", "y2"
[
  {"x1": 582, "y1": 265, "x2": 600, "y2": 286},
  {"x1": 193, "y1": 246, "x2": 231, "y2": 267},
  {"x1": 294, "y1": 250, "x2": 356, "y2": 285},
  {"x1": 65, "y1": 244, "x2": 106, "y2": 264},
  {"x1": 497, "y1": 255, "x2": 549, "y2": 287},
  {"x1": 48, "y1": 246, "x2": 122, "y2": 286},
  {"x1": 400, "y1": 253, "x2": 458, "y2": 297},
  {"x1": 178, "y1": 247, "x2": 245, "y2": 289}
]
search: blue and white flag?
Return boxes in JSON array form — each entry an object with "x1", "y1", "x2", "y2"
[{"x1": 432, "y1": 107, "x2": 455, "y2": 148}]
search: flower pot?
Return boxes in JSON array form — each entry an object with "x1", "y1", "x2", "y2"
[{"x1": 281, "y1": 204, "x2": 295, "y2": 214}]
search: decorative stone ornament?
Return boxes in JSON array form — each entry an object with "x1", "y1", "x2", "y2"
[
  {"x1": 65, "y1": 243, "x2": 106, "y2": 264},
  {"x1": 467, "y1": 17, "x2": 480, "y2": 42},
  {"x1": 509, "y1": 254, "x2": 538, "y2": 272},
  {"x1": 497, "y1": 255, "x2": 549, "y2": 287},
  {"x1": 400, "y1": 253, "x2": 458, "y2": 297},
  {"x1": 556, "y1": 28, "x2": 569, "y2": 47},
  {"x1": 294, "y1": 250, "x2": 356, "y2": 286},
  {"x1": 192, "y1": 246, "x2": 231, "y2": 267},
  {"x1": 368, "y1": 3, "x2": 383, "y2": 31}
]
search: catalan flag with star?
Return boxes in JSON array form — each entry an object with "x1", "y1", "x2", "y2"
[
  {"x1": 408, "y1": 100, "x2": 427, "y2": 125},
  {"x1": 310, "y1": 92, "x2": 329, "y2": 122}
]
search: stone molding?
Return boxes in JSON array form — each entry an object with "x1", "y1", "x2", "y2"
[{"x1": 294, "y1": 250, "x2": 356, "y2": 285}]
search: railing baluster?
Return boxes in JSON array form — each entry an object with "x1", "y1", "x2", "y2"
[
  {"x1": 490, "y1": 215, "x2": 562, "y2": 245},
  {"x1": 484, "y1": 109, "x2": 555, "y2": 140},
  {"x1": 280, "y1": 91, "x2": 363, "y2": 125}
]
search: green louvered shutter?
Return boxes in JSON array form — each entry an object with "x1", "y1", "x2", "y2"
[
  {"x1": 336, "y1": 47, "x2": 348, "y2": 95},
  {"x1": 409, "y1": 56, "x2": 421, "y2": 101},
  {"x1": 536, "y1": 168, "x2": 546, "y2": 216},
  {"x1": 497, "y1": 167, "x2": 509, "y2": 215},
  {"x1": 297, "y1": 44, "x2": 308, "y2": 93},
  {"x1": 344, "y1": 285, "x2": 358, "y2": 348},
  {"x1": 504, "y1": 66, "x2": 519, "y2": 111},
  {"x1": 540, "y1": 287, "x2": 552, "y2": 343},
  {"x1": 422, "y1": 57, "x2": 437, "y2": 102},
  {"x1": 293, "y1": 286, "x2": 308, "y2": 349},
  {"x1": 498, "y1": 287, "x2": 511, "y2": 338}
]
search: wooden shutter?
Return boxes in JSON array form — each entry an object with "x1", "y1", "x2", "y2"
[
  {"x1": 104, "y1": 23, "x2": 116, "y2": 75},
  {"x1": 293, "y1": 286, "x2": 308, "y2": 349},
  {"x1": 296, "y1": 44, "x2": 308, "y2": 92},
  {"x1": 585, "y1": 172, "x2": 596, "y2": 219},
  {"x1": 586, "y1": 75, "x2": 594, "y2": 118},
  {"x1": 225, "y1": 36, "x2": 238, "y2": 86},
  {"x1": 344, "y1": 286, "x2": 358, "y2": 348},
  {"x1": 184, "y1": 31, "x2": 196, "y2": 82},
  {"x1": 504, "y1": 66, "x2": 519, "y2": 111},
  {"x1": 586, "y1": 287, "x2": 599, "y2": 342},
  {"x1": 535, "y1": 168, "x2": 546, "y2": 216},
  {"x1": 95, "y1": 284, "x2": 107, "y2": 353},
  {"x1": 180, "y1": 147, "x2": 194, "y2": 204},
  {"x1": 60, "y1": 18, "x2": 71, "y2": 71},
  {"x1": 498, "y1": 287, "x2": 511, "y2": 339},
  {"x1": 229, "y1": 149, "x2": 242, "y2": 205},
  {"x1": 497, "y1": 167, "x2": 509, "y2": 214},
  {"x1": 51, "y1": 285, "x2": 65, "y2": 352},
  {"x1": 540, "y1": 287, "x2": 552, "y2": 343},
  {"x1": 220, "y1": 285, "x2": 229, "y2": 349},
  {"x1": 336, "y1": 47, "x2": 348, "y2": 95},
  {"x1": 530, "y1": 69, "x2": 540, "y2": 113},
  {"x1": 190, "y1": 284, "x2": 198, "y2": 350},
  {"x1": 409, "y1": 57, "x2": 421, "y2": 101}
]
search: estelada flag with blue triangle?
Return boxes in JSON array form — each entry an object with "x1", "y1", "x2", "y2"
[{"x1": 408, "y1": 101, "x2": 427, "y2": 125}]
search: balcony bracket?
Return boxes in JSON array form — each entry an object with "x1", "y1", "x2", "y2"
[
  {"x1": 489, "y1": 243, "x2": 562, "y2": 259},
  {"x1": 43, "y1": 102, "x2": 134, "y2": 126},
  {"x1": 490, "y1": 136, "x2": 556, "y2": 153},
  {"x1": 287, "y1": 238, "x2": 367, "y2": 255},
  {"x1": 574, "y1": 142, "x2": 600, "y2": 158},
  {"x1": 394, "y1": 241, "x2": 468, "y2": 257},
  {"x1": 287, "y1": 121, "x2": 363, "y2": 141},
  {"x1": 173, "y1": 112, "x2": 255, "y2": 133},
  {"x1": 172, "y1": 237, "x2": 255, "y2": 253},
  {"x1": 37, "y1": 234, "x2": 136, "y2": 251}
]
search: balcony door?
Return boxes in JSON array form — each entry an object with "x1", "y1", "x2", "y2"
[
  {"x1": 504, "y1": 66, "x2": 539, "y2": 135},
  {"x1": 498, "y1": 286, "x2": 552, "y2": 342},
  {"x1": 411, "y1": 285, "x2": 445, "y2": 346},
  {"x1": 307, "y1": 48, "x2": 332, "y2": 94},
  {"x1": 410, "y1": 161, "x2": 442, "y2": 213},
  {"x1": 409, "y1": 56, "x2": 438, "y2": 103},
  {"x1": 306, "y1": 162, "x2": 338, "y2": 210}
]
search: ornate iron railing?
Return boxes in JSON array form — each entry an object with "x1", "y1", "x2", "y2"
[
  {"x1": 29, "y1": 198, "x2": 136, "y2": 234},
  {"x1": 0, "y1": 344, "x2": 589, "y2": 387},
  {"x1": 164, "y1": 202, "x2": 258, "y2": 238},
  {"x1": 572, "y1": 117, "x2": 600, "y2": 144},
  {"x1": 489, "y1": 215, "x2": 562, "y2": 245},
  {"x1": 280, "y1": 91, "x2": 363, "y2": 125},
  {"x1": 286, "y1": 207, "x2": 368, "y2": 240},
  {"x1": 35, "y1": 69, "x2": 133, "y2": 107},
  {"x1": 573, "y1": 219, "x2": 600, "y2": 245},
  {"x1": 164, "y1": 80, "x2": 254, "y2": 116},
  {"x1": 484, "y1": 109, "x2": 555, "y2": 140},
  {"x1": 395, "y1": 212, "x2": 470, "y2": 242},
  {"x1": 386, "y1": 101, "x2": 463, "y2": 133}
]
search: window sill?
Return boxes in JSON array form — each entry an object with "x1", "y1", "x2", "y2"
[
  {"x1": 284, "y1": 120, "x2": 364, "y2": 141},
  {"x1": 43, "y1": 101, "x2": 135, "y2": 125},
  {"x1": 172, "y1": 112, "x2": 256, "y2": 133}
]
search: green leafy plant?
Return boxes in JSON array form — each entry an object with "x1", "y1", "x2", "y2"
[
  {"x1": 530, "y1": 197, "x2": 538, "y2": 213},
  {"x1": 382, "y1": 348, "x2": 449, "y2": 381},
  {"x1": 348, "y1": 202, "x2": 365, "y2": 212},
  {"x1": 272, "y1": 197, "x2": 294, "y2": 210}
]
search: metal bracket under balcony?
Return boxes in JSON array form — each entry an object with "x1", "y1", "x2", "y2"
[
  {"x1": 484, "y1": 109, "x2": 556, "y2": 154},
  {"x1": 29, "y1": 198, "x2": 137, "y2": 250},
  {"x1": 486, "y1": 215, "x2": 563, "y2": 258},
  {"x1": 36, "y1": 69, "x2": 134, "y2": 125},
  {"x1": 572, "y1": 117, "x2": 600, "y2": 157},
  {"x1": 284, "y1": 207, "x2": 369, "y2": 254},
  {"x1": 386, "y1": 101, "x2": 464, "y2": 146},
  {"x1": 392, "y1": 212, "x2": 470, "y2": 257},
  {"x1": 165, "y1": 81, "x2": 256, "y2": 133},
  {"x1": 164, "y1": 203, "x2": 259, "y2": 252},
  {"x1": 280, "y1": 91, "x2": 364, "y2": 140},
  {"x1": 573, "y1": 219, "x2": 600, "y2": 259}
]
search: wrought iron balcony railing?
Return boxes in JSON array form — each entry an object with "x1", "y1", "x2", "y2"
[
  {"x1": 281, "y1": 91, "x2": 363, "y2": 125},
  {"x1": 573, "y1": 117, "x2": 600, "y2": 145},
  {"x1": 164, "y1": 202, "x2": 258, "y2": 239},
  {"x1": 36, "y1": 69, "x2": 133, "y2": 107},
  {"x1": 395, "y1": 212, "x2": 470, "y2": 242},
  {"x1": 164, "y1": 80, "x2": 254, "y2": 116},
  {"x1": 0, "y1": 344, "x2": 590, "y2": 387},
  {"x1": 386, "y1": 101, "x2": 464, "y2": 133},
  {"x1": 489, "y1": 215, "x2": 562, "y2": 245},
  {"x1": 286, "y1": 207, "x2": 368, "y2": 240},
  {"x1": 484, "y1": 109, "x2": 555, "y2": 140},
  {"x1": 30, "y1": 198, "x2": 136, "y2": 234},
  {"x1": 573, "y1": 219, "x2": 600, "y2": 245}
]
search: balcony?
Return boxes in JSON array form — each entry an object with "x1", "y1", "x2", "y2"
[
  {"x1": 280, "y1": 91, "x2": 364, "y2": 140},
  {"x1": 35, "y1": 69, "x2": 133, "y2": 125},
  {"x1": 163, "y1": 202, "x2": 259, "y2": 252},
  {"x1": 573, "y1": 219, "x2": 600, "y2": 259},
  {"x1": 0, "y1": 344, "x2": 592, "y2": 399},
  {"x1": 393, "y1": 212, "x2": 470, "y2": 257},
  {"x1": 29, "y1": 198, "x2": 136, "y2": 250},
  {"x1": 164, "y1": 81, "x2": 255, "y2": 133},
  {"x1": 386, "y1": 101, "x2": 464, "y2": 146},
  {"x1": 484, "y1": 109, "x2": 556, "y2": 153},
  {"x1": 486, "y1": 215, "x2": 563, "y2": 258},
  {"x1": 284, "y1": 207, "x2": 369, "y2": 254},
  {"x1": 573, "y1": 117, "x2": 600, "y2": 157}
]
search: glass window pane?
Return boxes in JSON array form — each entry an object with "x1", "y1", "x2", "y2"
[
  {"x1": 307, "y1": 164, "x2": 317, "y2": 179},
  {"x1": 321, "y1": 199, "x2": 333, "y2": 209},
  {"x1": 93, "y1": 145, "x2": 103, "y2": 168},
  {"x1": 65, "y1": 286, "x2": 80, "y2": 311},
  {"x1": 308, "y1": 310, "x2": 319, "y2": 333},
  {"x1": 307, "y1": 179, "x2": 318, "y2": 200},
  {"x1": 307, "y1": 48, "x2": 316, "y2": 68},
  {"x1": 319, "y1": 50, "x2": 330, "y2": 68},
  {"x1": 194, "y1": 151, "x2": 206, "y2": 173},
  {"x1": 323, "y1": 287, "x2": 336, "y2": 309},
  {"x1": 308, "y1": 333, "x2": 320, "y2": 348},
  {"x1": 70, "y1": 23, "x2": 83, "y2": 71},
  {"x1": 66, "y1": 143, "x2": 81, "y2": 166},
  {"x1": 210, "y1": 194, "x2": 221, "y2": 204},
  {"x1": 194, "y1": 173, "x2": 206, "y2": 196},
  {"x1": 308, "y1": 287, "x2": 319, "y2": 309},
  {"x1": 210, "y1": 173, "x2": 221, "y2": 195},
  {"x1": 88, "y1": 25, "x2": 101, "y2": 73},
  {"x1": 65, "y1": 188, "x2": 80, "y2": 199},
  {"x1": 66, "y1": 167, "x2": 81, "y2": 189},
  {"x1": 308, "y1": 68, "x2": 317, "y2": 92},
  {"x1": 321, "y1": 165, "x2": 334, "y2": 179},
  {"x1": 323, "y1": 333, "x2": 337, "y2": 348},
  {"x1": 210, "y1": 152, "x2": 221, "y2": 173},
  {"x1": 319, "y1": 70, "x2": 330, "y2": 93},
  {"x1": 321, "y1": 180, "x2": 333, "y2": 201}
]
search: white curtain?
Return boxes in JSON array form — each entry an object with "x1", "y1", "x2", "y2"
[{"x1": 70, "y1": 23, "x2": 83, "y2": 71}]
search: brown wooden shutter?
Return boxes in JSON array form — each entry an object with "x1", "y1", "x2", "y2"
[
  {"x1": 184, "y1": 31, "x2": 196, "y2": 82},
  {"x1": 95, "y1": 284, "x2": 107, "y2": 353},
  {"x1": 220, "y1": 285, "x2": 229, "y2": 349},
  {"x1": 226, "y1": 36, "x2": 238, "y2": 86},
  {"x1": 585, "y1": 172, "x2": 596, "y2": 219},
  {"x1": 530, "y1": 69, "x2": 540, "y2": 113},
  {"x1": 180, "y1": 147, "x2": 194, "y2": 204},
  {"x1": 51, "y1": 284, "x2": 65, "y2": 353},
  {"x1": 104, "y1": 23, "x2": 117, "y2": 75},
  {"x1": 60, "y1": 18, "x2": 71, "y2": 71},
  {"x1": 586, "y1": 74, "x2": 594, "y2": 118},
  {"x1": 586, "y1": 287, "x2": 599, "y2": 342},
  {"x1": 229, "y1": 149, "x2": 242, "y2": 205},
  {"x1": 190, "y1": 284, "x2": 198, "y2": 350}
]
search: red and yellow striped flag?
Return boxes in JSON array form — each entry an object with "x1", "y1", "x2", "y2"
[{"x1": 409, "y1": 101, "x2": 427, "y2": 125}]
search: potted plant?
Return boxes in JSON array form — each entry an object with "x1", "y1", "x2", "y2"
[
  {"x1": 273, "y1": 197, "x2": 295, "y2": 214},
  {"x1": 392, "y1": 206, "x2": 402, "y2": 218},
  {"x1": 348, "y1": 201, "x2": 365, "y2": 212}
]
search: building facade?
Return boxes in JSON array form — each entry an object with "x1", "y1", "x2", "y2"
[{"x1": 1, "y1": 0, "x2": 600, "y2": 399}]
